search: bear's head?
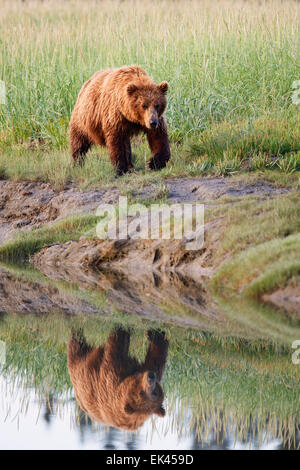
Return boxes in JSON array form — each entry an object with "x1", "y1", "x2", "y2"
[
  {"x1": 126, "y1": 81, "x2": 169, "y2": 129},
  {"x1": 122, "y1": 370, "x2": 165, "y2": 419}
]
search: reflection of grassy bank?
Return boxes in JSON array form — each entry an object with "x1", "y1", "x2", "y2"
[
  {"x1": 211, "y1": 296, "x2": 300, "y2": 346},
  {"x1": 0, "y1": 313, "x2": 299, "y2": 447},
  {"x1": 3, "y1": 260, "x2": 300, "y2": 345}
]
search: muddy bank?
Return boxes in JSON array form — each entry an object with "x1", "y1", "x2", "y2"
[
  {"x1": 134, "y1": 177, "x2": 288, "y2": 203},
  {"x1": 1, "y1": 176, "x2": 296, "y2": 320},
  {"x1": 30, "y1": 175, "x2": 288, "y2": 282},
  {"x1": 0, "y1": 175, "x2": 287, "y2": 276},
  {"x1": 0, "y1": 177, "x2": 287, "y2": 244},
  {"x1": 32, "y1": 226, "x2": 216, "y2": 281},
  {"x1": 0, "y1": 180, "x2": 120, "y2": 244}
]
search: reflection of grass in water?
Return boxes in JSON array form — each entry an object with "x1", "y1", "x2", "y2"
[
  {"x1": 2, "y1": 259, "x2": 300, "y2": 347},
  {"x1": 210, "y1": 296, "x2": 300, "y2": 346},
  {"x1": 151, "y1": 283, "x2": 300, "y2": 345},
  {"x1": 0, "y1": 313, "x2": 299, "y2": 447}
]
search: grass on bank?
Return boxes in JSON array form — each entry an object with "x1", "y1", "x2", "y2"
[
  {"x1": 210, "y1": 191, "x2": 300, "y2": 299},
  {"x1": 208, "y1": 191, "x2": 300, "y2": 333},
  {"x1": 0, "y1": 214, "x2": 98, "y2": 262},
  {"x1": 1, "y1": 118, "x2": 300, "y2": 190},
  {"x1": 213, "y1": 234, "x2": 300, "y2": 299}
]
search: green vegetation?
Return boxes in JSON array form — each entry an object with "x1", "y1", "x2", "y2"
[
  {"x1": 1, "y1": 0, "x2": 300, "y2": 187},
  {"x1": 0, "y1": 189, "x2": 299, "y2": 321},
  {"x1": 0, "y1": 215, "x2": 98, "y2": 262},
  {"x1": 215, "y1": 233, "x2": 300, "y2": 298},
  {"x1": 0, "y1": 312, "x2": 299, "y2": 447},
  {"x1": 0, "y1": 0, "x2": 299, "y2": 449},
  {"x1": 210, "y1": 191, "x2": 300, "y2": 303},
  {"x1": 188, "y1": 117, "x2": 300, "y2": 176}
]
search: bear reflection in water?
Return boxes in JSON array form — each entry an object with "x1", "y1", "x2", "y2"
[{"x1": 67, "y1": 328, "x2": 168, "y2": 431}]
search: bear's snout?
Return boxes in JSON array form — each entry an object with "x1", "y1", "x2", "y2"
[
  {"x1": 144, "y1": 106, "x2": 159, "y2": 130},
  {"x1": 149, "y1": 119, "x2": 158, "y2": 129},
  {"x1": 147, "y1": 371, "x2": 156, "y2": 383},
  {"x1": 150, "y1": 383, "x2": 164, "y2": 402}
]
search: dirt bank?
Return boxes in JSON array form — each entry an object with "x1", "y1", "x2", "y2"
[
  {"x1": 0, "y1": 176, "x2": 287, "y2": 245},
  {"x1": 28, "y1": 176, "x2": 287, "y2": 278},
  {"x1": 0, "y1": 180, "x2": 120, "y2": 244},
  {"x1": 1, "y1": 176, "x2": 296, "y2": 318}
]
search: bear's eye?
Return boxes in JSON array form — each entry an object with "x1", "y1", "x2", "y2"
[
  {"x1": 154, "y1": 105, "x2": 160, "y2": 111},
  {"x1": 140, "y1": 390, "x2": 146, "y2": 398},
  {"x1": 142, "y1": 104, "x2": 148, "y2": 110}
]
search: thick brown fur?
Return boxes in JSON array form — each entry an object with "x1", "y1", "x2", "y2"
[
  {"x1": 69, "y1": 65, "x2": 170, "y2": 175},
  {"x1": 67, "y1": 328, "x2": 169, "y2": 431}
]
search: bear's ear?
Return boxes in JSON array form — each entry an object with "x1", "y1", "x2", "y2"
[
  {"x1": 156, "y1": 405, "x2": 166, "y2": 417},
  {"x1": 158, "y1": 81, "x2": 169, "y2": 95},
  {"x1": 124, "y1": 403, "x2": 136, "y2": 414},
  {"x1": 127, "y1": 83, "x2": 139, "y2": 96}
]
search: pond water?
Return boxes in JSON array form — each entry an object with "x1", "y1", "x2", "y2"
[
  {"x1": 0, "y1": 376, "x2": 291, "y2": 450},
  {"x1": 0, "y1": 263, "x2": 299, "y2": 450}
]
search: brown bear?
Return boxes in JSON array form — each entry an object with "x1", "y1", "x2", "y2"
[
  {"x1": 69, "y1": 65, "x2": 170, "y2": 175},
  {"x1": 67, "y1": 327, "x2": 169, "y2": 431}
]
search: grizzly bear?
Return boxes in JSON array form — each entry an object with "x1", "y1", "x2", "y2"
[
  {"x1": 67, "y1": 327, "x2": 169, "y2": 431},
  {"x1": 69, "y1": 65, "x2": 170, "y2": 175}
]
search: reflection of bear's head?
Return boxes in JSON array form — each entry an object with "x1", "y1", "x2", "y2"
[
  {"x1": 67, "y1": 328, "x2": 168, "y2": 431},
  {"x1": 122, "y1": 370, "x2": 165, "y2": 418},
  {"x1": 126, "y1": 80, "x2": 168, "y2": 130}
]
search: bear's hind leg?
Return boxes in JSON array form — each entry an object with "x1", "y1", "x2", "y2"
[
  {"x1": 68, "y1": 329, "x2": 93, "y2": 366},
  {"x1": 70, "y1": 126, "x2": 92, "y2": 166},
  {"x1": 106, "y1": 134, "x2": 132, "y2": 176}
]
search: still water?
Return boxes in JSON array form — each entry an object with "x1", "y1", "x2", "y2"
[
  {"x1": 0, "y1": 376, "x2": 288, "y2": 450},
  {"x1": 0, "y1": 263, "x2": 299, "y2": 450}
]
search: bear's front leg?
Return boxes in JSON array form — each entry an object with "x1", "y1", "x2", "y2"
[
  {"x1": 103, "y1": 328, "x2": 131, "y2": 365},
  {"x1": 125, "y1": 139, "x2": 134, "y2": 171},
  {"x1": 106, "y1": 134, "x2": 133, "y2": 176},
  {"x1": 146, "y1": 117, "x2": 170, "y2": 170},
  {"x1": 144, "y1": 329, "x2": 169, "y2": 381}
]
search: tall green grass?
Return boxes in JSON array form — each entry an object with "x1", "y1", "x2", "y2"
[{"x1": 0, "y1": 0, "x2": 300, "y2": 165}]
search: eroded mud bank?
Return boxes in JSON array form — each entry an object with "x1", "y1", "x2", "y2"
[
  {"x1": 0, "y1": 177, "x2": 287, "y2": 244},
  {"x1": 1, "y1": 176, "x2": 297, "y2": 320}
]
